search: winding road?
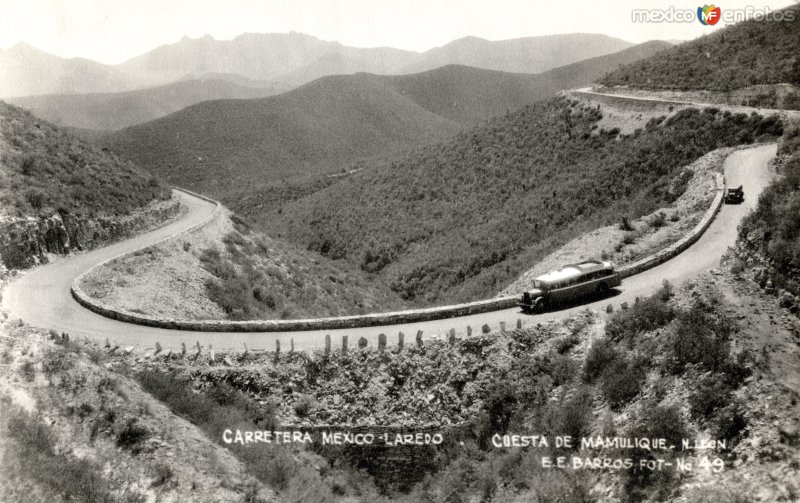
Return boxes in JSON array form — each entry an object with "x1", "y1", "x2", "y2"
[{"x1": 1, "y1": 144, "x2": 777, "y2": 352}]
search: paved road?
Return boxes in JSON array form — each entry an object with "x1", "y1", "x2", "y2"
[{"x1": 1, "y1": 145, "x2": 777, "y2": 352}]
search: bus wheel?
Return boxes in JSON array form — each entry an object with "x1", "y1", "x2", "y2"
[
  {"x1": 534, "y1": 297, "x2": 546, "y2": 313},
  {"x1": 596, "y1": 283, "x2": 610, "y2": 296}
]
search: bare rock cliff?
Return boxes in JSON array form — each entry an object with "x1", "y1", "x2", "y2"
[{"x1": 0, "y1": 198, "x2": 180, "y2": 269}]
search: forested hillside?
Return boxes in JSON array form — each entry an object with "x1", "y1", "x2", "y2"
[
  {"x1": 106, "y1": 41, "x2": 670, "y2": 212},
  {"x1": 382, "y1": 41, "x2": 671, "y2": 124},
  {"x1": 104, "y1": 74, "x2": 461, "y2": 197},
  {"x1": 600, "y1": 5, "x2": 800, "y2": 91},
  {"x1": 0, "y1": 101, "x2": 169, "y2": 219},
  {"x1": 265, "y1": 97, "x2": 783, "y2": 304}
]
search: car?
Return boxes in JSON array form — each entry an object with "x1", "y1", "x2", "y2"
[
  {"x1": 518, "y1": 260, "x2": 621, "y2": 313},
  {"x1": 724, "y1": 185, "x2": 744, "y2": 204}
]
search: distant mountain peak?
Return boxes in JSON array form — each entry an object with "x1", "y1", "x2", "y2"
[
  {"x1": 233, "y1": 31, "x2": 320, "y2": 41},
  {"x1": 179, "y1": 34, "x2": 216, "y2": 43},
  {"x1": 6, "y1": 42, "x2": 45, "y2": 54}
]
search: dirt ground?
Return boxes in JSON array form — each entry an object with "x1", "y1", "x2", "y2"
[{"x1": 79, "y1": 208, "x2": 235, "y2": 321}]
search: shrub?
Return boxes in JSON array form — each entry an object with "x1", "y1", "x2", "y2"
[
  {"x1": 7, "y1": 408, "x2": 54, "y2": 456},
  {"x1": 138, "y1": 370, "x2": 212, "y2": 423},
  {"x1": 659, "y1": 279, "x2": 674, "y2": 301},
  {"x1": 237, "y1": 444, "x2": 298, "y2": 492},
  {"x1": 712, "y1": 400, "x2": 748, "y2": 443},
  {"x1": 583, "y1": 337, "x2": 620, "y2": 383},
  {"x1": 619, "y1": 216, "x2": 634, "y2": 231},
  {"x1": 554, "y1": 333, "x2": 580, "y2": 354},
  {"x1": 151, "y1": 463, "x2": 174, "y2": 487},
  {"x1": 689, "y1": 373, "x2": 735, "y2": 420},
  {"x1": 481, "y1": 381, "x2": 519, "y2": 440},
  {"x1": 116, "y1": 418, "x2": 150, "y2": 453},
  {"x1": 599, "y1": 356, "x2": 646, "y2": 410},
  {"x1": 622, "y1": 232, "x2": 637, "y2": 245},
  {"x1": 517, "y1": 352, "x2": 576, "y2": 387},
  {"x1": 649, "y1": 211, "x2": 667, "y2": 229},
  {"x1": 41, "y1": 348, "x2": 76, "y2": 375},
  {"x1": 293, "y1": 394, "x2": 316, "y2": 417},
  {"x1": 19, "y1": 360, "x2": 35, "y2": 381},
  {"x1": 624, "y1": 405, "x2": 689, "y2": 500},
  {"x1": 606, "y1": 289, "x2": 674, "y2": 342},
  {"x1": 547, "y1": 386, "x2": 595, "y2": 442},
  {"x1": 667, "y1": 301, "x2": 734, "y2": 373}
]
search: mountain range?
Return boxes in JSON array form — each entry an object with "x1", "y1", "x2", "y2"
[
  {"x1": 1, "y1": 32, "x2": 635, "y2": 98},
  {"x1": 12, "y1": 40, "x2": 670, "y2": 131},
  {"x1": 100, "y1": 40, "x2": 671, "y2": 196}
]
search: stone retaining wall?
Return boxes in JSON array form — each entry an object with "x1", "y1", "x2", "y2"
[
  {"x1": 617, "y1": 172, "x2": 725, "y2": 279},
  {"x1": 71, "y1": 174, "x2": 726, "y2": 332}
]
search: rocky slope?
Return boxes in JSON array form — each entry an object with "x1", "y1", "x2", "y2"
[
  {"x1": 0, "y1": 101, "x2": 174, "y2": 270},
  {"x1": 0, "y1": 318, "x2": 277, "y2": 502}
]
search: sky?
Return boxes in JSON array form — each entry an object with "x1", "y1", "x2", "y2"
[{"x1": 0, "y1": 0, "x2": 797, "y2": 64}]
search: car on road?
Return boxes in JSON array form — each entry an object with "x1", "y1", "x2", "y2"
[
  {"x1": 724, "y1": 185, "x2": 744, "y2": 204},
  {"x1": 518, "y1": 260, "x2": 621, "y2": 313}
]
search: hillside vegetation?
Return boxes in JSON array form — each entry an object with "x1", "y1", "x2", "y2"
[
  {"x1": 126, "y1": 274, "x2": 800, "y2": 502},
  {"x1": 383, "y1": 42, "x2": 671, "y2": 124},
  {"x1": 738, "y1": 119, "x2": 800, "y2": 295},
  {"x1": 600, "y1": 5, "x2": 800, "y2": 92},
  {"x1": 8, "y1": 78, "x2": 283, "y2": 131},
  {"x1": 0, "y1": 101, "x2": 169, "y2": 219},
  {"x1": 105, "y1": 42, "x2": 668, "y2": 206},
  {"x1": 265, "y1": 97, "x2": 782, "y2": 305},
  {"x1": 104, "y1": 74, "x2": 462, "y2": 198},
  {"x1": 198, "y1": 217, "x2": 408, "y2": 320}
]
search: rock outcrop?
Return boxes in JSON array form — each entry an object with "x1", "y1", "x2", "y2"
[{"x1": 0, "y1": 198, "x2": 180, "y2": 269}]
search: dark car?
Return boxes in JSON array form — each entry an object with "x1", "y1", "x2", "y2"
[{"x1": 724, "y1": 185, "x2": 744, "y2": 204}]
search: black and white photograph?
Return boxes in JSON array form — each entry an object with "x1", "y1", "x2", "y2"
[{"x1": 1, "y1": 0, "x2": 799, "y2": 501}]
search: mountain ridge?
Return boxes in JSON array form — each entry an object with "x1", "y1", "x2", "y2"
[
  {"x1": 101, "y1": 40, "x2": 670, "y2": 195},
  {"x1": 1, "y1": 32, "x2": 636, "y2": 98}
]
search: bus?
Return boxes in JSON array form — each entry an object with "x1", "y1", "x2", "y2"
[{"x1": 518, "y1": 259, "x2": 621, "y2": 313}]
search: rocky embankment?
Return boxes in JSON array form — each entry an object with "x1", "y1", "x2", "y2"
[
  {"x1": 0, "y1": 196, "x2": 181, "y2": 271},
  {"x1": 110, "y1": 316, "x2": 582, "y2": 428},
  {"x1": 732, "y1": 241, "x2": 800, "y2": 316}
]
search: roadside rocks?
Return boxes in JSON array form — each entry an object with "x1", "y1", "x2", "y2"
[
  {"x1": 138, "y1": 325, "x2": 561, "y2": 429},
  {"x1": 734, "y1": 248, "x2": 800, "y2": 315},
  {"x1": 0, "y1": 198, "x2": 180, "y2": 269}
]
